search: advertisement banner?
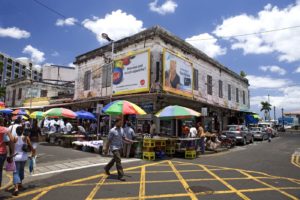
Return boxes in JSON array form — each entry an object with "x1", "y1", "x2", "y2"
[
  {"x1": 112, "y1": 49, "x2": 150, "y2": 95},
  {"x1": 163, "y1": 49, "x2": 193, "y2": 97}
]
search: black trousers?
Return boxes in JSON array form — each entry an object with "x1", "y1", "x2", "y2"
[{"x1": 105, "y1": 149, "x2": 124, "y2": 178}]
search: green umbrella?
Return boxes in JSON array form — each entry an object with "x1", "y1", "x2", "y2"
[{"x1": 30, "y1": 111, "x2": 45, "y2": 119}]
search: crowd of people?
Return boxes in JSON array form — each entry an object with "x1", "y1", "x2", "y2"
[
  {"x1": 0, "y1": 116, "x2": 40, "y2": 196},
  {"x1": 42, "y1": 118, "x2": 98, "y2": 135}
]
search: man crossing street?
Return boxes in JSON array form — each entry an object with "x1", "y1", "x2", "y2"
[{"x1": 104, "y1": 118, "x2": 133, "y2": 181}]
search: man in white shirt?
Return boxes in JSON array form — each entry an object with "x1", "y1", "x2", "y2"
[
  {"x1": 188, "y1": 124, "x2": 197, "y2": 138},
  {"x1": 65, "y1": 121, "x2": 73, "y2": 134}
]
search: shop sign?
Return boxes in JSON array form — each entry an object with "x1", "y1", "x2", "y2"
[
  {"x1": 112, "y1": 49, "x2": 150, "y2": 95},
  {"x1": 139, "y1": 103, "x2": 153, "y2": 113},
  {"x1": 201, "y1": 107, "x2": 208, "y2": 116},
  {"x1": 163, "y1": 49, "x2": 193, "y2": 97},
  {"x1": 96, "y1": 104, "x2": 103, "y2": 114}
]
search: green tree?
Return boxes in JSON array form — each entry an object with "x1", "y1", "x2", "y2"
[
  {"x1": 240, "y1": 70, "x2": 247, "y2": 78},
  {"x1": 260, "y1": 101, "x2": 272, "y2": 121},
  {"x1": 0, "y1": 62, "x2": 3, "y2": 74}
]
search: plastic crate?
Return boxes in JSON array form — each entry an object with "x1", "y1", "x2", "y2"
[
  {"x1": 185, "y1": 150, "x2": 196, "y2": 159},
  {"x1": 143, "y1": 151, "x2": 155, "y2": 161}
]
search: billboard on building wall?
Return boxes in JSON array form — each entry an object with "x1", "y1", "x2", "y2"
[
  {"x1": 163, "y1": 49, "x2": 193, "y2": 97},
  {"x1": 112, "y1": 49, "x2": 150, "y2": 95}
]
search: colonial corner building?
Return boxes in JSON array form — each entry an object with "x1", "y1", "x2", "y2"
[{"x1": 74, "y1": 26, "x2": 250, "y2": 133}]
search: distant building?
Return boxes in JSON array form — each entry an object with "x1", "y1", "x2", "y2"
[
  {"x1": 283, "y1": 111, "x2": 300, "y2": 126},
  {"x1": 42, "y1": 64, "x2": 76, "y2": 84},
  {"x1": 0, "y1": 52, "x2": 42, "y2": 87},
  {"x1": 5, "y1": 77, "x2": 74, "y2": 108}
]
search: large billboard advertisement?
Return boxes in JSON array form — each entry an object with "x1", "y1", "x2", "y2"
[
  {"x1": 163, "y1": 49, "x2": 193, "y2": 97},
  {"x1": 112, "y1": 49, "x2": 150, "y2": 95}
]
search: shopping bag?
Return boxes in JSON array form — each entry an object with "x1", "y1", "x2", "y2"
[{"x1": 5, "y1": 161, "x2": 16, "y2": 172}]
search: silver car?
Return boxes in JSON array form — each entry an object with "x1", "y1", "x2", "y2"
[{"x1": 250, "y1": 127, "x2": 268, "y2": 141}]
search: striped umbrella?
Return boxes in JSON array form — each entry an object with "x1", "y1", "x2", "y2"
[
  {"x1": 12, "y1": 109, "x2": 30, "y2": 115},
  {"x1": 30, "y1": 111, "x2": 45, "y2": 119},
  {"x1": 102, "y1": 100, "x2": 146, "y2": 115},
  {"x1": 44, "y1": 108, "x2": 77, "y2": 119},
  {"x1": 155, "y1": 105, "x2": 201, "y2": 119}
]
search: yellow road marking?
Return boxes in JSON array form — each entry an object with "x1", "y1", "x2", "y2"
[
  {"x1": 139, "y1": 166, "x2": 145, "y2": 199},
  {"x1": 168, "y1": 160, "x2": 198, "y2": 200},
  {"x1": 32, "y1": 190, "x2": 49, "y2": 200},
  {"x1": 238, "y1": 170, "x2": 299, "y2": 200},
  {"x1": 291, "y1": 154, "x2": 300, "y2": 169},
  {"x1": 12, "y1": 160, "x2": 167, "y2": 199},
  {"x1": 85, "y1": 175, "x2": 107, "y2": 200},
  {"x1": 1, "y1": 173, "x2": 13, "y2": 190},
  {"x1": 200, "y1": 165, "x2": 250, "y2": 200}
]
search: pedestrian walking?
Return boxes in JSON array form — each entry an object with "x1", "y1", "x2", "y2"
[
  {"x1": 197, "y1": 122, "x2": 206, "y2": 154},
  {"x1": 0, "y1": 118, "x2": 14, "y2": 188},
  {"x1": 123, "y1": 122, "x2": 136, "y2": 158},
  {"x1": 11, "y1": 126, "x2": 34, "y2": 196},
  {"x1": 104, "y1": 118, "x2": 134, "y2": 181},
  {"x1": 266, "y1": 126, "x2": 272, "y2": 142}
]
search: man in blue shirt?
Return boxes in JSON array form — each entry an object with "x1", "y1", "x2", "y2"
[
  {"x1": 123, "y1": 122, "x2": 136, "y2": 158},
  {"x1": 104, "y1": 118, "x2": 133, "y2": 181}
]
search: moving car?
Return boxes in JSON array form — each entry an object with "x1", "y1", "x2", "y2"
[
  {"x1": 250, "y1": 127, "x2": 268, "y2": 141},
  {"x1": 222, "y1": 125, "x2": 254, "y2": 145}
]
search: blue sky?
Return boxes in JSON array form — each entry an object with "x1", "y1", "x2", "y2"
[{"x1": 1, "y1": 0, "x2": 300, "y2": 116}]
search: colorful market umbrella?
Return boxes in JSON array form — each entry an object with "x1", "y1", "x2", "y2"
[
  {"x1": 75, "y1": 110, "x2": 96, "y2": 120},
  {"x1": 253, "y1": 114, "x2": 260, "y2": 119},
  {"x1": 102, "y1": 100, "x2": 146, "y2": 115},
  {"x1": 12, "y1": 109, "x2": 30, "y2": 115},
  {"x1": 155, "y1": 105, "x2": 201, "y2": 119},
  {"x1": 44, "y1": 108, "x2": 77, "y2": 119},
  {"x1": 12, "y1": 115, "x2": 28, "y2": 121},
  {"x1": 0, "y1": 102, "x2": 5, "y2": 109},
  {"x1": 0, "y1": 108, "x2": 13, "y2": 114},
  {"x1": 30, "y1": 111, "x2": 45, "y2": 119}
]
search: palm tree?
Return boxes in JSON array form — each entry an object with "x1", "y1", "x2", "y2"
[{"x1": 260, "y1": 101, "x2": 272, "y2": 121}]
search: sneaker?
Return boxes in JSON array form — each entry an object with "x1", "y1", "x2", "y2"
[
  {"x1": 13, "y1": 190, "x2": 19, "y2": 196},
  {"x1": 118, "y1": 177, "x2": 126, "y2": 181}
]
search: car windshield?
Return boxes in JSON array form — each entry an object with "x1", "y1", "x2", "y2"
[
  {"x1": 251, "y1": 128, "x2": 260, "y2": 131},
  {"x1": 227, "y1": 126, "x2": 238, "y2": 131}
]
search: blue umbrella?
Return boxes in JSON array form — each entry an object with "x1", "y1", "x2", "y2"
[
  {"x1": 75, "y1": 110, "x2": 96, "y2": 120},
  {"x1": 0, "y1": 108, "x2": 13, "y2": 114}
]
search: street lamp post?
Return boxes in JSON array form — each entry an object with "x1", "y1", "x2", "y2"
[{"x1": 101, "y1": 33, "x2": 114, "y2": 129}]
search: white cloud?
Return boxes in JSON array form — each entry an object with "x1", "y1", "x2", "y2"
[
  {"x1": 246, "y1": 75, "x2": 290, "y2": 89},
  {"x1": 68, "y1": 63, "x2": 76, "y2": 68},
  {"x1": 56, "y1": 17, "x2": 78, "y2": 26},
  {"x1": 251, "y1": 86, "x2": 300, "y2": 111},
  {"x1": 294, "y1": 66, "x2": 300, "y2": 73},
  {"x1": 0, "y1": 27, "x2": 30, "y2": 39},
  {"x1": 51, "y1": 51, "x2": 59, "y2": 57},
  {"x1": 149, "y1": 0, "x2": 178, "y2": 15},
  {"x1": 22, "y1": 45, "x2": 45, "y2": 64},
  {"x1": 259, "y1": 65, "x2": 287, "y2": 75},
  {"x1": 186, "y1": 33, "x2": 227, "y2": 58},
  {"x1": 82, "y1": 10, "x2": 144, "y2": 43},
  {"x1": 213, "y1": 2, "x2": 300, "y2": 62}
]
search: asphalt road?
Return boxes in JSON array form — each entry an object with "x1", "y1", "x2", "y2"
[{"x1": 1, "y1": 132, "x2": 300, "y2": 200}]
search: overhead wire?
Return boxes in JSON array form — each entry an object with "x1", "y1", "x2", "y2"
[{"x1": 32, "y1": 0, "x2": 300, "y2": 42}]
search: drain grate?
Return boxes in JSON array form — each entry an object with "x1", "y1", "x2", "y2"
[{"x1": 188, "y1": 186, "x2": 214, "y2": 195}]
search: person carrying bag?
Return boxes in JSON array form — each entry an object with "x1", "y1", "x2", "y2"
[{"x1": 11, "y1": 127, "x2": 34, "y2": 196}]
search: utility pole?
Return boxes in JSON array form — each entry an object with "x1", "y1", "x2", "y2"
[
  {"x1": 273, "y1": 106, "x2": 276, "y2": 121},
  {"x1": 281, "y1": 108, "x2": 284, "y2": 130},
  {"x1": 268, "y1": 94, "x2": 271, "y2": 121}
]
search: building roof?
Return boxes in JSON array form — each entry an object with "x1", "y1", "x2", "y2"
[
  {"x1": 75, "y1": 25, "x2": 249, "y2": 84},
  {"x1": 284, "y1": 111, "x2": 300, "y2": 115}
]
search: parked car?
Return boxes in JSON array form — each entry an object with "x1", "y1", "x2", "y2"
[
  {"x1": 222, "y1": 125, "x2": 254, "y2": 145},
  {"x1": 258, "y1": 122, "x2": 278, "y2": 137},
  {"x1": 250, "y1": 127, "x2": 268, "y2": 141}
]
